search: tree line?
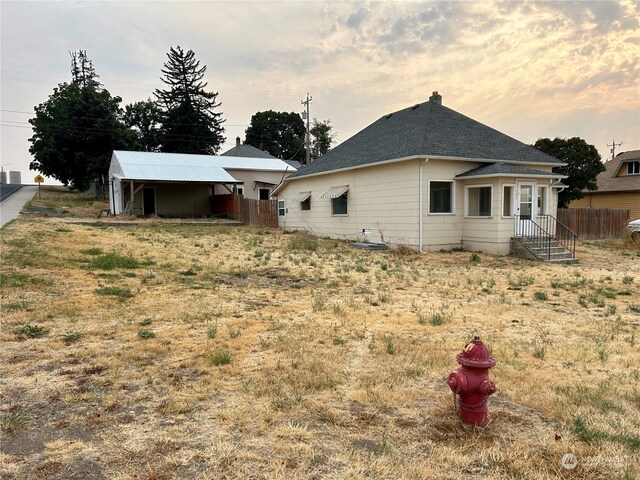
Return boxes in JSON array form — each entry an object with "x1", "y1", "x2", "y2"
[
  {"x1": 29, "y1": 47, "x2": 604, "y2": 206},
  {"x1": 29, "y1": 47, "x2": 335, "y2": 190}
]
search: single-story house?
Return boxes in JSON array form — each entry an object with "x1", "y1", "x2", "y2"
[
  {"x1": 109, "y1": 150, "x2": 295, "y2": 216},
  {"x1": 273, "y1": 92, "x2": 567, "y2": 255},
  {"x1": 221, "y1": 137, "x2": 303, "y2": 171},
  {"x1": 568, "y1": 150, "x2": 640, "y2": 220}
]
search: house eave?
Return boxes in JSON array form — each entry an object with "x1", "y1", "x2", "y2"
[
  {"x1": 456, "y1": 173, "x2": 567, "y2": 180},
  {"x1": 273, "y1": 154, "x2": 565, "y2": 195}
]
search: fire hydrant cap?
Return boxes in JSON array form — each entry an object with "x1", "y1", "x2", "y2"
[{"x1": 456, "y1": 336, "x2": 496, "y2": 369}]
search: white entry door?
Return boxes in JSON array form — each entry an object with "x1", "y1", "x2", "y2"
[{"x1": 515, "y1": 182, "x2": 535, "y2": 236}]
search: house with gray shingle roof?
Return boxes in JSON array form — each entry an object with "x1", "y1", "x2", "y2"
[
  {"x1": 568, "y1": 150, "x2": 640, "y2": 220},
  {"x1": 272, "y1": 92, "x2": 568, "y2": 255}
]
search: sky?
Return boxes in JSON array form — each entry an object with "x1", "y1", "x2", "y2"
[{"x1": 1, "y1": 0, "x2": 639, "y2": 185}]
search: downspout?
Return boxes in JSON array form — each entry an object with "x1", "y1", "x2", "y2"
[{"x1": 419, "y1": 159, "x2": 428, "y2": 252}]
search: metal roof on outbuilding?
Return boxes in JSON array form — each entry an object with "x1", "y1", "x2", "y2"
[{"x1": 111, "y1": 151, "x2": 295, "y2": 183}]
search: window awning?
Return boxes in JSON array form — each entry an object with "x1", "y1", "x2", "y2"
[
  {"x1": 319, "y1": 185, "x2": 349, "y2": 199},
  {"x1": 292, "y1": 191, "x2": 312, "y2": 202}
]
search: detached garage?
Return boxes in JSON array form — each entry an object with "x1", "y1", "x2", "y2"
[{"x1": 109, "y1": 151, "x2": 295, "y2": 217}]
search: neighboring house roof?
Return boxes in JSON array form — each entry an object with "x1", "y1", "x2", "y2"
[
  {"x1": 584, "y1": 150, "x2": 640, "y2": 194},
  {"x1": 455, "y1": 162, "x2": 564, "y2": 179},
  {"x1": 288, "y1": 95, "x2": 562, "y2": 180},
  {"x1": 220, "y1": 143, "x2": 277, "y2": 159},
  {"x1": 111, "y1": 151, "x2": 295, "y2": 183}
]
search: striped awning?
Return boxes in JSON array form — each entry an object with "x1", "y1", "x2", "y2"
[
  {"x1": 319, "y1": 185, "x2": 349, "y2": 199},
  {"x1": 292, "y1": 191, "x2": 312, "y2": 202}
]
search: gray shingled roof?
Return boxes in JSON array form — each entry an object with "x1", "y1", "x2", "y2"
[
  {"x1": 289, "y1": 99, "x2": 561, "y2": 179},
  {"x1": 221, "y1": 144, "x2": 277, "y2": 159},
  {"x1": 455, "y1": 162, "x2": 560, "y2": 178}
]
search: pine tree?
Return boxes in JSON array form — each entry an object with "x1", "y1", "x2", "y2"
[{"x1": 154, "y1": 46, "x2": 225, "y2": 154}]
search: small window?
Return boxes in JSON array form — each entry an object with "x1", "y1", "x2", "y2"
[
  {"x1": 429, "y1": 181, "x2": 453, "y2": 214},
  {"x1": 537, "y1": 186, "x2": 548, "y2": 215},
  {"x1": 237, "y1": 186, "x2": 244, "y2": 196},
  {"x1": 466, "y1": 186, "x2": 492, "y2": 217},
  {"x1": 259, "y1": 188, "x2": 270, "y2": 200},
  {"x1": 332, "y1": 193, "x2": 348, "y2": 215},
  {"x1": 278, "y1": 199, "x2": 286, "y2": 217},
  {"x1": 503, "y1": 185, "x2": 513, "y2": 217},
  {"x1": 627, "y1": 161, "x2": 640, "y2": 175},
  {"x1": 300, "y1": 197, "x2": 311, "y2": 211}
]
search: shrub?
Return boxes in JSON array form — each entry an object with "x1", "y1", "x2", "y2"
[
  {"x1": 469, "y1": 253, "x2": 481, "y2": 263},
  {"x1": 533, "y1": 291, "x2": 548, "y2": 301}
]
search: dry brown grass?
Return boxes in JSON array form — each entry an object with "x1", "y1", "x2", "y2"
[{"x1": 1, "y1": 206, "x2": 639, "y2": 479}]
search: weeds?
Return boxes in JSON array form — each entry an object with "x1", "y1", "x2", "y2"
[
  {"x1": 89, "y1": 253, "x2": 139, "y2": 270},
  {"x1": 287, "y1": 232, "x2": 318, "y2": 251},
  {"x1": 62, "y1": 331, "x2": 82, "y2": 344},
  {"x1": 383, "y1": 335, "x2": 395, "y2": 354},
  {"x1": 533, "y1": 291, "x2": 548, "y2": 301},
  {"x1": 80, "y1": 247, "x2": 104, "y2": 255},
  {"x1": 137, "y1": 330, "x2": 156, "y2": 339},
  {"x1": 1, "y1": 411, "x2": 29, "y2": 434},
  {"x1": 17, "y1": 324, "x2": 48, "y2": 339},
  {"x1": 95, "y1": 286, "x2": 134, "y2": 298},
  {"x1": 209, "y1": 347, "x2": 232, "y2": 366}
]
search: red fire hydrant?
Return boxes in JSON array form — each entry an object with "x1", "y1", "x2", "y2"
[{"x1": 448, "y1": 335, "x2": 496, "y2": 427}]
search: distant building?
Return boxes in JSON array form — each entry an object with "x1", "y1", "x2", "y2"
[
  {"x1": 0, "y1": 170, "x2": 6, "y2": 184},
  {"x1": 9, "y1": 171, "x2": 21, "y2": 185},
  {"x1": 221, "y1": 137, "x2": 302, "y2": 171},
  {"x1": 568, "y1": 150, "x2": 640, "y2": 220}
]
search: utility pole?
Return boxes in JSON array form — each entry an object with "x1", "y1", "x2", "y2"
[
  {"x1": 301, "y1": 93, "x2": 312, "y2": 164},
  {"x1": 607, "y1": 140, "x2": 622, "y2": 160}
]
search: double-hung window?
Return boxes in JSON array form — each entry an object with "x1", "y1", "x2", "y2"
[
  {"x1": 465, "y1": 185, "x2": 492, "y2": 217},
  {"x1": 278, "y1": 199, "x2": 286, "y2": 217},
  {"x1": 537, "y1": 186, "x2": 548, "y2": 215},
  {"x1": 502, "y1": 185, "x2": 514, "y2": 217}
]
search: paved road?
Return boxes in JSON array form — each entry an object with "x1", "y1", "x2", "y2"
[
  {"x1": 0, "y1": 186, "x2": 38, "y2": 227},
  {"x1": 0, "y1": 184, "x2": 23, "y2": 202}
]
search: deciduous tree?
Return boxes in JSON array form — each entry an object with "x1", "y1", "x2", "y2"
[
  {"x1": 533, "y1": 137, "x2": 605, "y2": 208},
  {"x1": 29, "y1": 51, "x2": 136, "y2": 190},
  {"x1": 124, "y1": 99, "x2": 162, "y2": 152},
  {"x1": 310, "y1": 118, "x2": 335, "y2": 160},
  {"x1": 244, "y1": 110, "x2": 305, "y2": 161}
]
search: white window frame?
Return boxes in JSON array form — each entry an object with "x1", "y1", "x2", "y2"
[
  {"x1": 464, "y1": 184, "x2": 493, "y2": 218},
  {"x1": 278, "y1": 199, "x2": 286, "y2": 217},
  {"x1": 537, "y1": 185, "x2": 548, "y2": 215},
  {"x1": 428, "y1": 180, "x2": 455, "y2": 215},
  {"x1": 331, "y1": 192, "x2": 348, "y2": 216},
  {"x1": 502, "y1": 184, "x2": 515, "y2": 218},
  {"x1": 627, "y1": 161, "x2": 640, "y2": 175}
]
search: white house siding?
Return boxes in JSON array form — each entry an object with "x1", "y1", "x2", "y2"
[
  {"x1": 279, "y1": 160, "x2": 421, "y2": 246},
  {"x1": 423, "y1": 159, "x2": 482, "y2": 251},
  {"x1": 278, "y1": 159, "x2": 560, "y2": 254},
  {"x1": 214, "y1": 169, "x2": 289, "y2": 200}
]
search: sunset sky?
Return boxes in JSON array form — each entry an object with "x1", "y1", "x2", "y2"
[{"x1": 1, "y1": 1, "x2": 638, "y2": 184}]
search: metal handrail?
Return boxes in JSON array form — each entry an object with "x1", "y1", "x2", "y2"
[{"x1": 514, "y1": 214, "x2": 577, "y2": 259}]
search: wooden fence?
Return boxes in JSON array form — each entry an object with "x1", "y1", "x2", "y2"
[
  {"x1": 557, "y1": 208, "x2": 630, "y2": 239},
  {"x1": 211, "y1": 194, "x2": 278, "y2": 228}
]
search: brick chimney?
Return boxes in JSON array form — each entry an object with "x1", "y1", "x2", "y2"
[
  {"x1": 429, "y1": 91, "x2": 442, "y2": 105},
  {"x1": 235, "y1": 137, "x2": 241, "y2": 156}
]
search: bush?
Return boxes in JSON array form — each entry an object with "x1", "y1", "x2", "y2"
[{"x1": 17, "y1": 324, "x2": 48, "y2": 338}]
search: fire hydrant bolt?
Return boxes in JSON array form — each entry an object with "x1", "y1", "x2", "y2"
[{"x1": 448, "y1": 335, "x2": 496, "y2": 427}]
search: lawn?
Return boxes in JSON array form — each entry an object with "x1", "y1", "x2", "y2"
[{"x1": 1, "y1": 196, "x2": 639, "y2": 479}]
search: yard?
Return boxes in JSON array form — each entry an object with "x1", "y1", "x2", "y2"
[{"x1": 1, "y1": 188, "x2": 639, "y2": 479}]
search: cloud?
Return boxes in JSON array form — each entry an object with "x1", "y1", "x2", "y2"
[{"x1": 346, "y1": 7, "x2": 369, "y2": 29}]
